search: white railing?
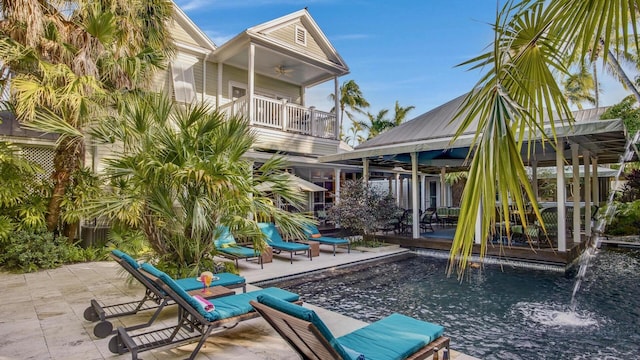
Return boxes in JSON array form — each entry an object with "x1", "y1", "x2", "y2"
[
  {"x1": 218, "y1": 96, "x2": 248, "y2": 119},
  {"x1": 219, "y1": 95, "x2": 338, "y2": 140}
]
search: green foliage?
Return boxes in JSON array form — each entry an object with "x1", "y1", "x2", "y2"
[
  {"x1": 605, "y1": 201, "x2": 640, "y2": 236},
  {"x1": 600, "y1": 95, "x2": 640, "y2": 135},
  {"x1": 88, "y1": 92, "x2": 312, "y2": 276},
  {"x1": 0, "y1": 142, "x2": 50, "y2": 235},
  {"x1": 0, "y1": 230, "x2": 109, "y2": 273},
  {"x1": 327, "y1": 180, "x2": 403, "y2": 236}
]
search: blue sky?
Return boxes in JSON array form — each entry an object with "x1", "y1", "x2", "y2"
[{"x1": 175, "y1": 0, "x2": 632, "y2": 129}]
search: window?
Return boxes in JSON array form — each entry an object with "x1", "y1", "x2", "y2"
[
  {"x1": 295, "y1": 25, "x2": 307, "y2": 46},
  {"x1": 231, "y1": 86, "x2": 246, "y2": 100},
  {"x1": 170, "y1": 62, "x2": 196, "y2": 103}
]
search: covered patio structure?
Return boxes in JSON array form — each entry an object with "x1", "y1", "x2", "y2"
[{"x1": 319, "y1": 94, "x2": 638, "y2": 261}]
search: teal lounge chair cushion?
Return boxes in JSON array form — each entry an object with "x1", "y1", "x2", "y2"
[
  {"x1": 258, "y1": 223, "x2": 309, "y2": 251},
  {"x1": 112, "y1": 249, "x2": 140, "y2": 269},
  {"x1": 337, "y1": 313, "x2": 445, "y2": 360},
  {"x1": 302, "y1": 223, "x2": 321, "y2": 236},
  {"x1": 142, "y1": 263, "x2": 298, "y2": 322},
  {"x1": 140, "y1": 263, "x2": 217, "y2": 320},
  {"x1": 257, "y1": 294, "x2": 363, "y2": 360},
  {"x1": 214, "y1": 226, "x2": 237, "y2": 248},
  {"x1": 302, "y1": 224, "x2": 349, "y2": 245},
  {"x1": 212, "y1": 288, "x2": 299, "y2": 319},
  {"x1": 218, "y1": 246, "x2": 260, "y2": 258},
  {"x1": 175, "y1": 272, "x2": 246, "y2": 291}
]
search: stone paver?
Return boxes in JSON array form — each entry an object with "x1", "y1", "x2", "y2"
[{"x1": 0, "y1": 246, "x2": 477, "y2": 360}]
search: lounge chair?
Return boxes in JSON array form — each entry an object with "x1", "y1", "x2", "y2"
[
  {"x1": 84, "y1": 249, "x2": 246, "y2": 338},
  {"x1": 108, "y1": 263, "x2": 301, "y2": 360},
  {"x1": 258, "y1": 222, "x2": 311, "y2": 263},
  {"x1": 251, "y1": 294, "x2": 450, "y2": 360},
  {"x1": 214, "y1": 226, "x2": 263, "y2": 269},
  {"x1": 302, "y1": 224, "x2": 350, "y2": 256}
]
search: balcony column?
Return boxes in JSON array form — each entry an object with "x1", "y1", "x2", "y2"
[
  {"x1": 334, "y1": 76, "x2": 340, "y2": 139},
  {"x1": 583, "y1": 150, "x2": 591, "y2": 237},
  {"x1": 556, "y1": 142, "x2": 567, "y2": 252},
  {"x1": 248, "y1": 43, "x2": 255, "y2": 125},
  {"x1": 310, "y1": 106, "x2": 316, "y2": 136},
  {"x1": 334, "y1": 168, "x2": 341, "y2": 205},
  {"x1": 592, "y1": 156, "x2": 599, "y2": 207},
  {"x1": 420, "y1": 174, "x2": 426, "y2": 211},
  {"x1": 362, "y1": 158, "x2": 369, "y2": 184},
  {"x1": 531, "y1": 160, "x2": 538, "y2": 202},
  {"x1": 395, "y1": 172, "x2": 401, "y2": 206},
  {"x1": 571, "y1": 143, "x2": 581, "y2": 244},
  {"x1": 411, "y1": 153, "x2": 420, "y2": 238},
  {"x1": 440, "y1": 167, "x2": 446, "y2": 207},
  {"x1": 216, "y1": 63, "x2": 223, "y2": 109},
  {"x1": 281, "y1": 99, "x2": 288, "y2": 131}
]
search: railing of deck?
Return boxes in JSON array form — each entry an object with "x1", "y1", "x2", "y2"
[{"x1": 219, "y1": 95, "x2": 338, "y2": 140}]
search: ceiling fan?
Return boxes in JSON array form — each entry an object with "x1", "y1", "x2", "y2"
[{"x1": 274, "y1": 65, "x2": 294, "y2": 77}]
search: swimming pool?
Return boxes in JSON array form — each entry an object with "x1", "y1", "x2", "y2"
[{"x1": 268, "y1": 249, "x2": 640, "y2": 359}]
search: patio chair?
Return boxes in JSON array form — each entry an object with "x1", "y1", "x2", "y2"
[
  {"x1": 258, "y1": 222, "x2": 311, "y2": 263},
  {"x1": 251, "y1": 294, "x2": 450, "y2": 360},
  {"x1": 109, "y1": 263, "x2": 301, "y2": 360},
  {"x1": 420, "y1": 208, "x2": 436, "y2": 233},
  {"x1": 214, "y1": 226, "x2": 263, "y2": 269},
  {"x1": 302, "y1": 224, "x2": 350, "y2": 256},
  {"x1": 84, "y1": 249, "x2": 246, "y2": 338}
]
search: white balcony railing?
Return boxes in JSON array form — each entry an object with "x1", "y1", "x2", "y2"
[{"x1": 218, "y1": 95, "x2": 338, "y2": 140}]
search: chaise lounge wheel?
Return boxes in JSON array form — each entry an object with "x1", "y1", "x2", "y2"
[
  {"x1": 83, "y1": 306, "x2": 99, "y2": 322},
  {"x1": 94, "y1": 320, "x2": 114, "y2": 338},
  {"x1": 108, "y1": 335, "x2": 124, "y2": 354}
]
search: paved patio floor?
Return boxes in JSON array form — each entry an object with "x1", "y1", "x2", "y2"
[{"x1": 0, "y1": 245, "x2": 478, "y2": 360}]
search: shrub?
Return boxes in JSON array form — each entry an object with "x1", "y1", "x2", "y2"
[
  {"x1": 327, "y1": 180, "x2": 403, "y2": 236},
  {"x1": 0, "y1": 230, "x2": 109, "y2": 272}
]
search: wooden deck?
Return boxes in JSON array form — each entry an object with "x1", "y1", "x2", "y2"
[{"x1": 374, "y1": 228, "x2": 591, "y2": 270}]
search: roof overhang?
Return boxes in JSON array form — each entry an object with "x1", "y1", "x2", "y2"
[{"x1": 319, "y1": 118, "x2": 636, "y2": 173}]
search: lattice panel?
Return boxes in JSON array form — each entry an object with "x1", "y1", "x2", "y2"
[{"x1": 21, "y1": 146, "x2": 55, "y2": 180}]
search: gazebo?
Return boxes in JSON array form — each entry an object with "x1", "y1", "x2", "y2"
[{"x1": 320, "y1": 94, "x2": 638, "y2": 254}]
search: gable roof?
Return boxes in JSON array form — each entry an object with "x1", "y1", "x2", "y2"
[
  {"x1": 171, "y1": 2, "x2": 217, "y2": 53},
  {"x1": 213, "y1": 9, "x2": 349, "y2": 87}
]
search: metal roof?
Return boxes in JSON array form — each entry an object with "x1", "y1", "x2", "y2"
[{"x1": 319, "y1": 94, "x2": 636, "y2": 173}]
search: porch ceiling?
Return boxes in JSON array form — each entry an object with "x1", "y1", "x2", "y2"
[{"x1": 218, "y1": 43, "x2": 339, "y2": 87}]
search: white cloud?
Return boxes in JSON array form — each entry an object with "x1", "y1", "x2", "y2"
[
  {"x1": 175, "y1": 0, "x2": 210, "y2": 11},
  {"x1": 204, "y1": 30, "x2": 235, "y2": 46},
  {"x1": 332, "y1": 34, "x2": 370, "y2": 41}
]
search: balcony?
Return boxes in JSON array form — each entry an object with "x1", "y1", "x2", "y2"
[{"x1": 218, "y1": 95, "x2": 338, "y2": 140}]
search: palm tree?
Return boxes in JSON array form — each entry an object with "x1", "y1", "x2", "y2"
[
  {"x1": 328, "y1": 79, "x2": 370, "y2": 138},
  {"x1": 450, "y1": 0, "x2": 640, "y2": 274},
  {"x1": 88, "y1": 93, "x2": 313, "y2": 276},
  {"x1": 0, "y1": 0, "x2": 174, "y2": 236},
  {"x1": 391, "y1": 101, "x2": 415, "y2": 126},
  {"x1": 343, "y1": 121, "x2": 365, "y2": 147},
  {"x1": 563, "y1": 62, "x2": 597, "y2": 109},
  {"x1": 358, "y1": 109, "x2": 394, "y2": 140}
]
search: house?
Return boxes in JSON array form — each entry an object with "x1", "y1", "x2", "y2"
[{"x1": 0, "y1": 3, "x2": 362, "y2": 218}]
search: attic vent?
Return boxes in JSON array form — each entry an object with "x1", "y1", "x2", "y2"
[{"x1": 295, "y1": 25, "x2": 307, "y2": 46}]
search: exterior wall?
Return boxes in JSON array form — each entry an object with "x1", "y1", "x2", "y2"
[
  {"x1": 169, "y1": 18, "x2": 204, "y2": 47},
  {"x1": 220, "y1": 64, "x2": 301, "y2": 104},
  {"x1": 253, "y1": 127, "x2": 339, "y2": 156},
  {"x1": 266, "y1": 21, "x2": 328, "y2": 61}
]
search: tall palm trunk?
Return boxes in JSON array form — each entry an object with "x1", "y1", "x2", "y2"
[
  {"x1": 592, "y1": 62, "x2": 599, "y2": 107},
  {"x1": 607, "y1": 49, "x2": 640, "y2": 104},
  {"x1": 46, "y1": 137, "x2": 84, "y2": 235}
]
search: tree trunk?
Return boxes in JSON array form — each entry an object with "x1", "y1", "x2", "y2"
[
  {"x1": 46, "y1": 137, "x2": 84, "y2": 233},
  {"x1": 607, "y1": 49, "x2": 640, "y2": 104}
]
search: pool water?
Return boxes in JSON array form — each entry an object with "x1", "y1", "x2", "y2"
[{"x1": 271, "y1": 249, "x2": 640, "y2": 359}]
